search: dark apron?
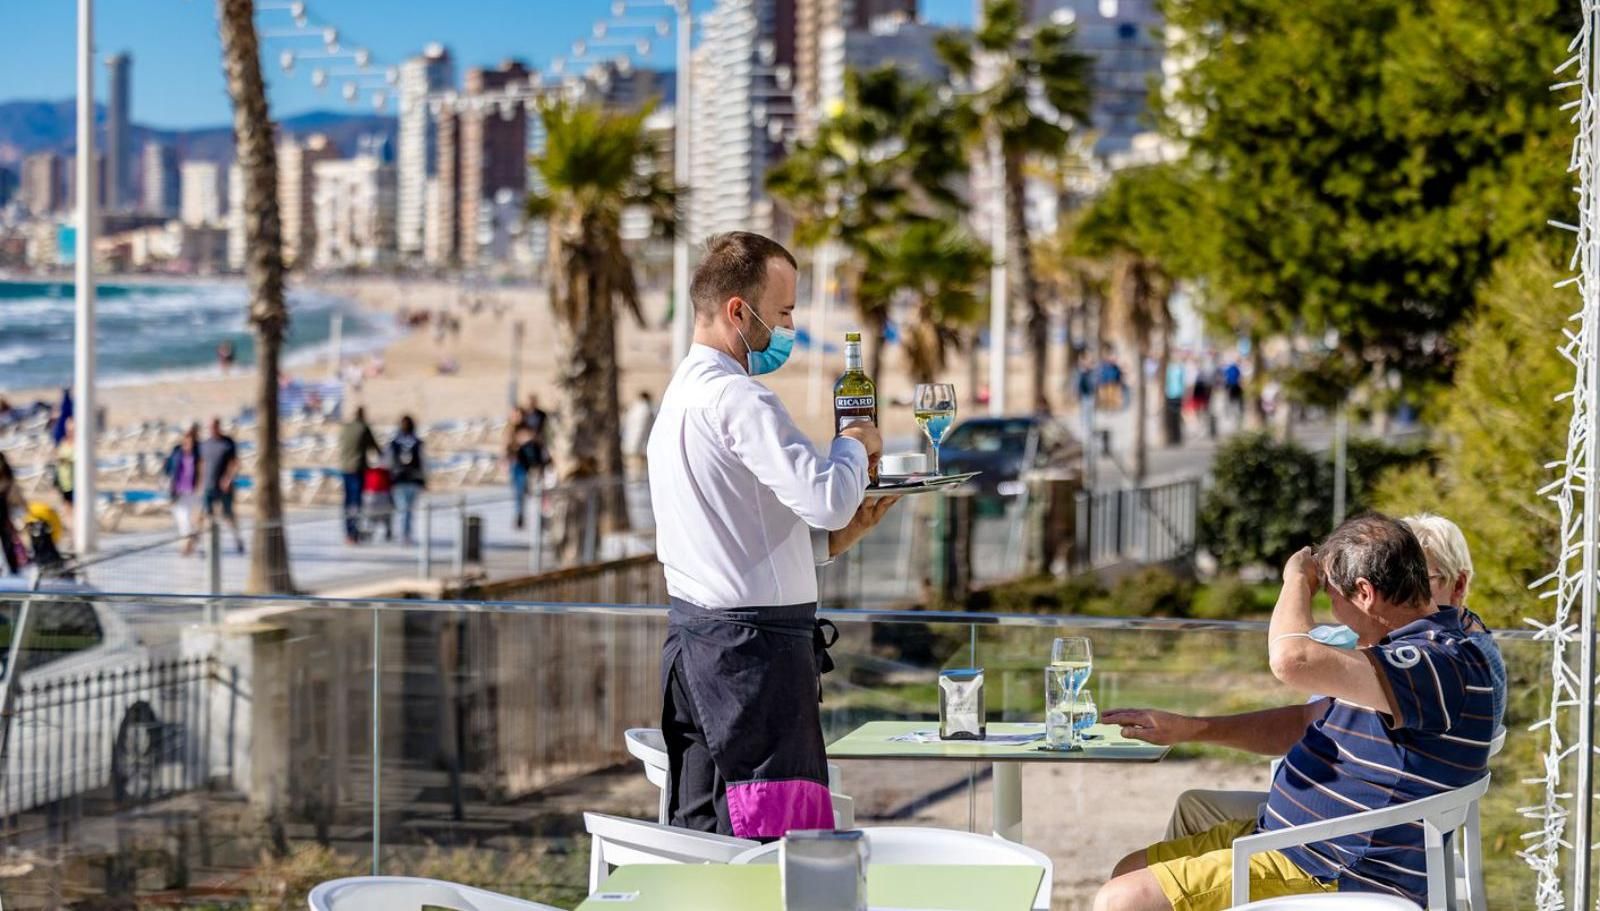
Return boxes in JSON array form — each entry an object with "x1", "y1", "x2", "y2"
[{"x1": 660, "y1": 597, "x2": 836, "y2": 839}]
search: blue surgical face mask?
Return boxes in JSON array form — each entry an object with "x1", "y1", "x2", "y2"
[{"x1": 736, "y1": 305, "x2": 795, "y2": 376}]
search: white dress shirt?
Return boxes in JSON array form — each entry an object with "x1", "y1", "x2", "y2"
[{"x1": 648, "y1": 344, "x2": 869, "y2": 609}]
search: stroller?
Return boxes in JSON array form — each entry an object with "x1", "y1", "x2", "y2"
[{"x1": 22, "y1": 501, "x2": 74, "y2": 580}]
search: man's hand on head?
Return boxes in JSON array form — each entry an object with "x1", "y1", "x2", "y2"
[{"x1": 1284, "y1": 546, "x2": 1322, "y2": 595}]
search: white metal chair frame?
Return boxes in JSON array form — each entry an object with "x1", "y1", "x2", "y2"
[
  {"x1": 584, "y1": 811, "x2": 758, "y2": 894},
  {"x1": 731, "y1": 825, "x2": 1054, "y2": 911},
  {"x1": 1230, "y1": 775, "x2": 1491, "y2": 911},
  {"x1": 307, "y1": 875, "x2": 561, "y2": 911}
]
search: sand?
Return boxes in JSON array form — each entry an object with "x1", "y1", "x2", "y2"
[{"x1": 6, "y1": 274, "x2": 1065, "y2": 451}]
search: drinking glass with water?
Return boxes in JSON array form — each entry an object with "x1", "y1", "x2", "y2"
[
  {"x1": 1045, "y1": 636, "x2": 1092, "y2": 750},
  {"x1": 913, "y1": 383, "x2": 957, "y2": 474}
]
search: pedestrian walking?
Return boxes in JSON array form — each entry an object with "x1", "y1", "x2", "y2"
[
  {"x1": 388, "y1": 415, "x2": 427, "y2": 545},
  {"x1": 0, "y1": 452, "x2": 23, "y2": 575},
  {"x1": 200, "y1": 418, "x2": 247, "y2": 555},
  {"x1": 338, "y1": 407, "x2": 382, "y2": 545},
  {"x1": 164, "y1": 424, "x2": 204, "y2": 555}
]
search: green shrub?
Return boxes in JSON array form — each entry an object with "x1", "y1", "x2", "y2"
[
  {"x1": 1189, "y1": 574, "x2": 1270, "y2": 620},
  {"x1": 1104, "y1": 567, "x2": 1196, "y2": 617}
]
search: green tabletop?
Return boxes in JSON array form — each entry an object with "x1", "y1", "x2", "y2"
[
  {"x1": 827, "y1": 720, "x2": 1169, "y2": 763},
  {"x1": 575, "y1": 863, "x2": 1044, "y2": 911}
]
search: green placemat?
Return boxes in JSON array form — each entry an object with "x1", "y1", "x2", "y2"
[
  {"x1": 576, "y1": 863, "x2": 1044, "y2": 911},
  {"x1": 827, "y1": 720, "x2": 1168, "y2": 762}
]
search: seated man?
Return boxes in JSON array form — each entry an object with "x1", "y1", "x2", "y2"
[
  {"x1": 1159, "y1": 511, "x2": 1503, "y2": 842},
  {"x1": 1097, "y1": 513, "x2": 1505, "y2": 911}
]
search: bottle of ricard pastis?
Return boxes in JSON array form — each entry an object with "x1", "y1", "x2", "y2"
[{"x1": 833, "y1": 332, "x2": 878, "y2": 433}]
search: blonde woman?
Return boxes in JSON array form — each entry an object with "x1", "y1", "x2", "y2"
[{"x1": 1402, "y1": 512, "x2": 1472, "y2": 607}]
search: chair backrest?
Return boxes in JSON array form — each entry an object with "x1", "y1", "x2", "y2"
[
  {"x1": 624, "y1": 728, "x2": 670, "y2": 786},
  {"x1": 307, "y1": 876, "x2": 561, "y2": 911},
  {"x1": 584, "y1": 812, "x2": 757, "y2": 893},
  {"x1": 733, "y1": 827, "x2": 1053, "y2": 911},
  {"x1": 1233, "y1": 895, "x2": 1422, "y2": 909}
]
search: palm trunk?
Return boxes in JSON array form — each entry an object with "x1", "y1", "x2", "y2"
[
  {"x1": 1248, "y1": 333, "x2": 1267, "y2": 430},
  {"x1": 1003, "y1": 153, "x2": 1049, "y2": 415},
  {"x1": 219, "y1": 0, "x2": 293, "y2": 593},
  {"x1": 1158, "y1": 311, "x2": 1176, "y2": 448},
  {"x1": 1132, "y1": 332, "x2": 1148, "y2": 483}
]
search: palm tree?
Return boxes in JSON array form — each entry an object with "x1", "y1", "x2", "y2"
[
  {"x1": 937, "y1": 0, "x2": 1094, "y2": 414},
  {"x1": 1073, "y1": 164, "x2": 1195, "y2": 481},
  {"x1": 217, "y1": 0, "x2": 292, "y2": 593},
  {"x1": 767, "y1": 67, "x2": 970, "y2": 380},
  {"x1": 860, "y1": 222, "x2": 990, "y2": 384},
  {"x1": 526, "y1": 102, "x2": 673, "y2": 536}
]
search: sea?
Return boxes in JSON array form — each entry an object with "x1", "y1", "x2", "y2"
[{"x1": 0, "y1": 279, "x2": 388, "y2": 393}]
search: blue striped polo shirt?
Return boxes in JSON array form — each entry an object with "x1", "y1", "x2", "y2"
[{"x1": 1257, "y1": 607, "x2": 1504, "y2": 903}]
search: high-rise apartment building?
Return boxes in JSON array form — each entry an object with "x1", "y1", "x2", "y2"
[
  {"x1": 1028, "y1": 0, "x2": 1163, "y2": 157},
  {"x1": 816, "y1": 14, "x2": 948, "y2": 112},
  {"x1": 104, "y1": 52, "x2": 132, "y2": 212},
  {"x1": 795, "y1": 0, "x2": 915, "y2": 137},
  {"x1": 458, "y1": 60, "x2": 532, "y2": 266},
  {"x1": 689, "y1": 0, "x2": 796, "y2": 240},
  {"x1": 426, "y1": 108, "x2": 461, "y2": 267},
  {"x1": 20, "y1": 152, "x2": 66, "y2": 215},
  {"x1": 141, "y1": 142, "x2": 179, "y2": 217},
  {"x1": 398, "y1": 44, "x2": 455, "y2": 258},
  {"x1": 180, "y1": 161, "x2": 226, "y2": 227},
  {"x1": 278, "y1": 134, "x2": 339, "y2": 269},
  {"x1": 313, "y1": 154, "x2": 397, "y2": 269},
  {"x1": 227, "y1": 163, "x2": 246, "y2": 271}
]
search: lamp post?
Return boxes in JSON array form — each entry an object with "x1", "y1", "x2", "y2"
[{"x1": 74, "y1": 0, "x2": 98, "y2": 556}]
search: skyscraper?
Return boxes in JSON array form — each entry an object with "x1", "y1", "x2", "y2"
[
  {"x1": 458, "y1": 59, "x2": 531, "y2": 266},
  {"x1": 398, "y1": 44, "x2": 455, "y2": 258},
  {"x1": 105, "y1": 52, "x2": 132, "y2": 213},
  {"x1": 20, "y1": 153, "x2": 66, "y2": 215},
  {"x1": 689, "y1": 0, "x2": 796, "y2": 239},
  {"x1": 1028, "y1": 0, "x2": 1163, "y2": 158},
  {"x1": 141, "y1": 142, "x2": 179, "y2": 217},
  {"x1": 180, "y1": 160, "x2": 226, "y2": 227},
  {"x1": 795, "y1": 0, "x2": 916, "y2": 137},
  {"x1": 278, "y1": 134, "x2": 339, "y2": 269}
]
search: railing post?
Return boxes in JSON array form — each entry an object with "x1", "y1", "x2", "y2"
[
  {"x1": 207, "y1": 521, "x2": 222, "y2": 605},
  {"x1": 452, "y1": 495, "x2": 467, "y2": 577},
  {"x1": 529, "y1": 476, "x2": 544, "y2": 575},
  {"x1": 418, "y1": 497, "x2": 432, "y2": 579},
  {"x1": 583, "y1": 485, "x2": 599, "y2": 564}
]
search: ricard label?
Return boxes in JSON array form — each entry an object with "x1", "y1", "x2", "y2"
[{"x1": 835, "y1": 395, "x2": 876, "y2": 409}]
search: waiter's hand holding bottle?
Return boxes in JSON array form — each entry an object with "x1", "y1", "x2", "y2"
[{"x1": 830, "y1": 420, "x2": 899, "y2": 557}]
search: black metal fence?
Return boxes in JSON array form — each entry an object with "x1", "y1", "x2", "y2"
[
  {"x1": 1074, "y1": 477, "x2": 1202, "y2": 569},
  {"x1": 0, "y1": 656, "x2": 215, "y2": 843}
]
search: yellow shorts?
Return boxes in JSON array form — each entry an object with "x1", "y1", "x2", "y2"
[{"x1": 1146, "y1": 818, "x2": 1336, "y2": 911}]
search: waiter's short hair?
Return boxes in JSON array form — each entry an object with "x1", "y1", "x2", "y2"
[{"x1": 691, "y1": 232, "x2": 798, "y2": 319}]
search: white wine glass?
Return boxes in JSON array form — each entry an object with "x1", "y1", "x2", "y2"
[
  {"x1": 1051, "y1": 636, "x2": 1093, "y2": 695},
  {"x1": 913, "y1": 383, "x2": 957, "y2": 475}
]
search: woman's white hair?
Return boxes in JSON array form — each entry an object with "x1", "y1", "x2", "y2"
[{"x1": 1402, "y1": 513, "x2": 1474, "y2": 601}]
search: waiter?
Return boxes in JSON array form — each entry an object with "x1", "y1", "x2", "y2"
[{"x1": 648, "y1": 232, "x2": 898, "y2": 837}]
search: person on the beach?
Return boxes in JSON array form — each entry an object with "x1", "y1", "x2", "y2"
[
  {"x1": 0, "y1": 452, "x2": 24, "y2": 575},
  {"x1": 164, "y1": 424, "x2": 204, "y2": 556},
  {"x1": 217, "y1": 340, "x2": 237, "y2": 374},
  {"x1": 201, "y1": 418, "x2": 247, "y2": 555},
  {"x1": 649, "y1": 232, "x2": 897, "y2": 838},
  {"x1": 51, "y1": 416, "x2": 76, "y2": 527},
  {"x1": 338, "y1": 408, "x2": 382, "y2": 545},
  {"x1": 388, "y1": 415, "x2": 427, "y2": 546},
  {"x1": 508, "y1": 412, "x2": 549, "y2": 530}
]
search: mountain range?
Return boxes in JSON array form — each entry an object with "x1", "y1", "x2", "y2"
[{"x1": 0, "y1": 100, "x2": 397, "y2": 170}]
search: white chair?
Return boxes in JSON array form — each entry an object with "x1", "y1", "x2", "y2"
[
  {"x1": 732, "y1": 826, "x2": 1054, "y2": 911},
  {"x1": 307, "y1": 876, "x2": 561, "y2": 911},
  {"x1": 584, "y1": 811, "x2": 758, "y2": 894},
  {"x1": 623, "y1": 727, "x2": 853, "y2": 828},
  {"x1": 1230, "y1": 775, "x2": 1491, "y2": 911},
  {"x1": 1234, "y1": 896, "x2": 1420, "y2": 910}
]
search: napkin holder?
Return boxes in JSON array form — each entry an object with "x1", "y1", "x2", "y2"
[
  {"x1": 781, "y1": 829, "x2": 869, "y2": 911},
  {"x1": 939, "y1": 667, "x2": 986, "y2": 740}
]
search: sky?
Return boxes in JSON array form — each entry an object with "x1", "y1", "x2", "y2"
[{"x1": 1, "y1": 0, "x2": 976, "y2": 129}]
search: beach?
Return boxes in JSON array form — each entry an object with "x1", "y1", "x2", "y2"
[{"x1": 5, "y1": 274, "x2": 1047, "y2": 450}]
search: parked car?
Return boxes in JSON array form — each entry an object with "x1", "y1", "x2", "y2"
[
  {"x1": 0, "y1": 579, "x2": 194, "y2": 816},
  {"x1": 937, "y1": 416, "x2": 1082, "y2": 498}
]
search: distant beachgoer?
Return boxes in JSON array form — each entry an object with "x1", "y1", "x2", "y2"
[
  {"x1": 200, "y1": 418, "x2": 247, "y2": 555},
  {"x1": 623, "y1": 391, "x2": 655, "y2": 475},
  {"x1": 164, "y1": 424, "x2": 204, "y2": 556},
  {"x1": 523, "y1": 395, "x2": 550, "y2": 443},
  {"x1": 506, "y1": 409, "x2": 549, "y2": 530},
  {"x1": 0, "y1": 452, "x2": 23, "y2": 575},
  {"x1": 388, "y1": 415, "x2": 427, "y2": 545},
  {"x1": 217, "y1": 340, "x2": 237, "y2": 374},
  {"x1": 52, "y1": 416, "x2": 75, "y2": 511},
  {"x1": 338, "y1": 407, "x2": 382, "y2": 545}
]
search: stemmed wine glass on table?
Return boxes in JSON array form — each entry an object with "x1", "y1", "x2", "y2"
[{"x1": 913, "y1": 383, "x2": 957, "y2": 475}]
